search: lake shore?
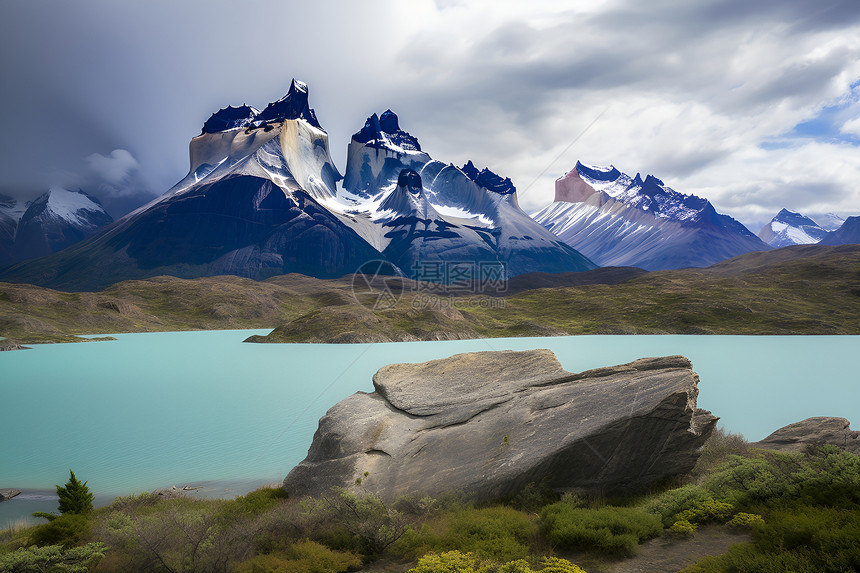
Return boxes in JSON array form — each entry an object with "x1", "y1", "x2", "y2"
[{"x1": 0, "y1": 476, "x2": 281, "y2": 530}]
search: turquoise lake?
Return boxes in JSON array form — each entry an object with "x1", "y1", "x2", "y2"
[{"x1": 1, "y1": 330, "x2": 858, "y2": 527}]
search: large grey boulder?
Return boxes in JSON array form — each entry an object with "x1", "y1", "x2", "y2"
[
  {"x1": 755, "y1": 417, "x2": 860, "y2": 454},
  {"x1": 283, "y1": 350, "x2": 717, "y2": 503}
]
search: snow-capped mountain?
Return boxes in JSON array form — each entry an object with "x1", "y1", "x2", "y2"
[
  {"x1": 10, "y1": 187, "x2": 113, "y2": 262},
  {"x1": 758, "y1": 209, "x2": 829, "y2": 248},
  {"x1": 532, "y1": 162, "x2": 770, "y2": 270},
  {"x1": 817, "y1": 212, "x2": 846, "y2": 232},
  {"x1": 818, "y1": 216, "x2": 860, "y2": 245},
  {"x1": 0, "y1": 81, "x2": 593, "y2": 291},
  {"x1": 0, "y1": 188, "x2": 112, "y2": 267},
  {"x1": 340, "y1": 110, "x2": 594, "y2": 279}
]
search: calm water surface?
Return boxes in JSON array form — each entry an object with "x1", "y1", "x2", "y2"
[{"x1": 1, "y1": 330, "x2": 857, "y2": 527}]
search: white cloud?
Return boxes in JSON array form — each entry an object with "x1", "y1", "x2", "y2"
[
  {"x1": 840, "y1": 116, "x2": 860, "y2": 136},
  {"x1": 379, "y1": 0, "x2": 860, "y2": 227},
  {"x1": 86, "y1": 149, "x2": 140, "y2": 187}
]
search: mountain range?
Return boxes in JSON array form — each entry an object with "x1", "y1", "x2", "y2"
[
  {"x1": 0, "y1": 80, "x2": 856, "y2": 290},
  {"x1": 531, "y1": 162, "x2": 771, "y2": 270},
  {"x1": 0, "y1": 81, "x2": 592, "y2": 291}
]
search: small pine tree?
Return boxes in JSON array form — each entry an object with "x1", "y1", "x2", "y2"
[{"x1": 56, "y1": 470, "x2": 94, "y2": 515}]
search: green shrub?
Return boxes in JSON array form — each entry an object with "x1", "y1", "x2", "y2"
[
  {"x1": 0, "y1": 542, "x2": 108, "y2": 572},
  {"x1": 230, "y1": 486, "x2": 289, "y2": 516},
  {"x1": 235, "y1": 540, "x2": 361, "y2": 573},
  {"x1": 408, "y1": 550, "x2": 491, "y2": 573},
  {"x1": 642, "y1": 484, "x2": 712, "y2": 527},
  {"x1": 535, "y1": 556, "x2": 588, "y2": 572},
  {"x1": 540, "y1": 504, "x2": 661, "y2": 557},
  {"x1": 681, "y1": 506, "x2": 860, "y2": 572},
  {"x1": 701, "y1": 446, "x2": 860, "y2": 510},
  {"x1": 668, "y1": 519, "x2": 697, "y2": 537},
  {"x1": 29, "y1": 513, "x2": 92, "y2": 548},
  {"x1": 406, "y1": 551, "x2": 588, "y2": 573},
  {"x1": 703, "y1": 454, "x2": 799, "y2": 507},
  {"x1": 431, "y1": 506, "x2": 536, "y2": 563},
  {"x1": 675, "y1": 499, "x2": 734, "y2": 524},
  {"x1": 726, "y1": 512, "x2": 764, "y2": 529}
]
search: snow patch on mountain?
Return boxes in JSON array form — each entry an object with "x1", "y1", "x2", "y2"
[
  {"x1": 758, "y1": 208, "x2": 828, "y2": 248},
  {"x1": 44, "y1": 187, "x2": 105, "y2": 226}
]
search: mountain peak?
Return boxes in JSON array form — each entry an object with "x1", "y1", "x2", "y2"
[
  {"x1": 461, "y1": 161, "x2": 516, "y2": 195},
  {"x1": 379, "y1": 109, "x2": 400, "y2": 133},
  {"x1": 352, "y1": 110, "x2": 421, "y2": 152},
  {"x1": 759, "y1": 208, "x2": 827, "y2": 247},
  {"x1": 201, "y1": 105, "x2": 260, "y2": 134},
  {"x1": 574, "y1": 161, "x2": 621, "y2": 182},
  {"x1": 255, "y1": 78, "x2": 322, "y2": 129}
]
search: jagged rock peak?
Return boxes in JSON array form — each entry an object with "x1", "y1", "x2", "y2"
[
  {"x1": 352, "y1": 110, "x2": 422, "y2": 152},
  {"x1": 201, "y1": 104, "x2": 260, "y2": 134},
  {"x1": 574, "y1": 161, "x2": 620, "y2": 181},
  {"x1": 379, "y1": 109, "x2": 400, "y2": 133},
  {"x1": 200, "y1": 79, "x2": 321, "y2": 134},
  {"x1": 461, "y1": 160, "x2": 516, "y2": 195},
  {"x1": 255, "y1": 78, "x2": 322, "y2": 129},
  {"x1": 397, "y1": 168, "x2": 423, "y2": 193}
]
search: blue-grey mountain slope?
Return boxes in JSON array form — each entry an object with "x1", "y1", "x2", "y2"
[
  {"x1": 818, "y1": 216, "x2": 860, "y2": 245},
  {"x1": 532, "y1": 162, "x2": 770, "y2": 270}
]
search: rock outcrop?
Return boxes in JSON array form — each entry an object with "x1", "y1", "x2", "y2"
[
  {"x1": 755, "y1": 417, "x2": 860, "y2": 454},
  {"x1": 0, "y1": 489, "x2": 21, "y2": 502},
  {"x1": 283, "y1": 350, "x2": 717, "y2": 503}
]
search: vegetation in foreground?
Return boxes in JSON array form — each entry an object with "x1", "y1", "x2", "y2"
[
  {"x1": 1, "y1": 245, "x2": 858, "y2": 345},
  {"x1": 2, "y1": 429, "x2": 859, "y2": 572}
]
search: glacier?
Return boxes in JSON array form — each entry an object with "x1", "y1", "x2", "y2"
[{"x1": 0, "y1": 188, "x2": 112, "y2": 266}]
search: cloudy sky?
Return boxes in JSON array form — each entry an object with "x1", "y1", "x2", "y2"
[{"x1": 2, "y1": 0, "x2": 859, "y2": 230}]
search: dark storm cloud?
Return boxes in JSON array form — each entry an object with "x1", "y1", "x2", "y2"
[{"x1": 0, "y1": 0, "x2": 403, "y2": 213}]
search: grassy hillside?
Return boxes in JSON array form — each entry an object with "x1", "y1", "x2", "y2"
[{"x1": 1, "y1": 245, "x2": 858, "y2": 344}]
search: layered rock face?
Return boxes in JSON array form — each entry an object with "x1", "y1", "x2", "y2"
[
  {"x1": 755, "y1": 417, "x2": 860, "y2": 454},
  {"x1": 283, "y1": 350, "x2": 717, "y2": 503}
]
